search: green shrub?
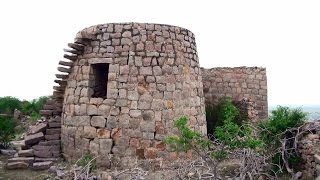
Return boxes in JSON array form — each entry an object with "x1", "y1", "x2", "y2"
[
  {"x1": 21, "y1": 96, "x2": 48, "y2": 116},
  {"x1": 259, "y1": 106, "x2": 307, "y2": 145},
  {"x1": 164, "y1": 115, "x2": 262, "y2": 179},
  {"x1": 206, "y1": 97, "x2": 242, "y2": 134},
  {"x1": 0, "y1": 96, "x2": 21, "y2": 114},
  {"x1": 0, "y1": 116, "x2": 15, "y2": 148},
  {"x1": 164, "y1": 116, "x2": 211, "y2": 153},
  {"x1": 214, "y1": 97, "x2": 262, "y2": 149},
  {"x1": 30, "y1": 111, "x2": 41, "y2": 121},
  {"x1": 259, "y1": 106, "x2": 307, "y2": 174}
]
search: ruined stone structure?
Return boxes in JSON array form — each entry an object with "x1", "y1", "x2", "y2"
[
  {"x1": 6, "y1": 23, "x2": 270, "y2": 170},
  {"x1": 57, "y1": 23, "x2": 207, "y2": 166},
  {"x1": 202, "y1": 67, "x2": 268, "y2": 119}
]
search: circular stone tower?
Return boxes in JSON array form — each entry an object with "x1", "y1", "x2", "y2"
[{"x1": 60, "y1": 23, "x2": 206, "y2": 167}]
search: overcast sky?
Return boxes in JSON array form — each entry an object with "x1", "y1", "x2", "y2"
[{"x1": 0, "y1": 0, "x2": 319, "y2": 106}]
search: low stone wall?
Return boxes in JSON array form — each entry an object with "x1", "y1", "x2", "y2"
[{"x1": 201, "y1": 67, "x2": 268, "y2": 119}]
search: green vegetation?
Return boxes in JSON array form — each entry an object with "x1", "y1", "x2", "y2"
[
  {"x1": 164, "y1": 97, "x2": 262, "y2": 179},
  {"x1": 0, "y1": 96, "x2": 21, "y2": 114},
  {"x1": 0, "y1": 96, "x2": 48, "y2": 148},
  {"x1": 77, "y1": 152, "x2": 97, "y2": 171},
  {"x1": 0, "y1": 116, "x2": 15, "y2": 148},
  {"x1": 259, "y1": 106, "x2": 307, "y2": 174},
  {"x1": 0, "y1": 96, "x2": 48, "y2": 119},
  {"x1": 165, "y1": 97, "x2": 309, "y2": 178}
]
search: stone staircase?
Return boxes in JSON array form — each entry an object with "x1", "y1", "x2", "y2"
[
  {"x1": 6, "y1": 101, "x2": 62, "y2": 170},
  {"x1": 5, "y1": 38, "x2": 87, "y2": 170}
]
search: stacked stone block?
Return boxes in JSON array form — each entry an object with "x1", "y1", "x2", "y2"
[
  {"x1": 60, "y1": 23, "x2": 207, "y2": 167},
  {"x1": 6, "y1": 99, "x2": 62, "y2": 170},
  {"x1": 201, "y1": 67, "x2": 268, "y2": 119}
]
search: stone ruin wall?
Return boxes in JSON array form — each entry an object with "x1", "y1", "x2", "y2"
[
  {"x1": 10, "y1": 23, "x2": 270, "y2": 170},
  {"x1": 59, "y1": 23, "x2": 207, "y2": 167},
  {"x1": 298, "y1": 120, "x2": 320, "y2": 178},
  {"x1": 201, "y1": 67, "x2": 268, "y2": 120}
]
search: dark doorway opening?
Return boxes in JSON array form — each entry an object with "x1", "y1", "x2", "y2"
[{"x1": 91, "y1": 63, "x2": 109, "y2": 98}]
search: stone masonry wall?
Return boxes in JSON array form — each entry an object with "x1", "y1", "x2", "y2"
[
  {"x1": 201, "y1": 67, "x2": 268, "y2": 119},
  {"x1": 60, "y1": 23, "x2": 207, "y2": 167}
]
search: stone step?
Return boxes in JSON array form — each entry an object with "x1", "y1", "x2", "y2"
[
  {"x1": 57, "y1": 66, "x2": 71, "y2": 73},
  {"x1": 6, "y1": 162, "x2": 29, "y2": 169},
  {"x1": 18, "y1": 149, "x2": 34, "y2": 157},
  {"x1": 39, "y1": 140, "x2": 61, "y2": 146},
  {"x1": 49, "y1": 122, "x2": 61, "y2": 128},
  {"x1": 53, "y1": 85, "x2": 66, "y2": 91},
  {"x1": 58, "y1": 60, "x2": 73, "y2": 67},
  {"x1": 43, "y1": 104, "x2": 57, "y2": 110},
  {"x1": 40, "y1": 110, "x2": 53, "y2": 116},
  {"x1": 45, "y1": 134, "x2": 60, "y2": 141},
  {"x1": 30, "y1": 123, "x2": 47, "y2": 134},
  {"x1": 46, "y1": 128, "x2": 61, "y2": 135},
  {"x1": 25, "y1": 132, "x2": 44, "y2": 146},
  {"x1": 35, "y1": 157, "x2": 58, "y2": 162},
  {"x1": 74, "y1": 38, "x2": 89, "y2": 45},
  {"x1": 8, "y1": 157, "x2": 34, "y2": 165},
  {"x1": 32, "y1": 145, "x2": 60, "y2": 151},
  {"x1": 55, "y1": 74, "x2": 68, "y2": 79},
  {"x1": 34, "y1": 150, "x2": 60, "y2": 158},
  {"x1": 63, "y1": 54, "x2": 77, "y2": 61},
  {"x1": 32, "y1": 161, "x2": 53, "y2": 170},
  {"x1": 68, "y1": 43, "x2": 84, "y2": 51},
  {"x1": 63, "y1": 48, "x2": 82, "y2": 55},
  {"x1": 0, "y1": 149, "x2": 17, "y2": 156}
]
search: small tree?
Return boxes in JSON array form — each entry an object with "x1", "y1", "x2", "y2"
[
  {"x1": 0, "y1": 116, "x2": 15, "y2": 148},
  {"x1": 0, "y1": 96, "x2": 21, "y2": 114}
]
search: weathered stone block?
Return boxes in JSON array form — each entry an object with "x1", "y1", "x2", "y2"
[
  {"x1": 18, "y1": 149, "x2": 34, "y2": 157},
  {"x1": 49, "y1": 122, "x2": 61, "y2": 128},
  {"x1": 144, "y1": 148, "x2": 158, "y2": 159},
  {"x1": 83, "y1": 126, "x2": 97, "y2": 139},
  {"x1": 25, "y1": 132, "x2": 44, "y2": 146},
  {"x1": 30, "y1": 123, "x2": 47, "y2": 134},
  {"x1": 99, "y1": 139, "x2": 113, "y2": 155},
  {"x1": 89, "y1": 138, "x2": 100, "y2": 156},
  {"x1": 32, "y1": 161, "x2": 53, "y2": 170},
  {"x1": 45, "y1": 134, "x2": 60, "y2": 140},
  {"x1": 91, "y1": 116, "x2": 106, "y2": 128},
  {"x1": 140, "y1": 67, "x2": 153, "y2": 75},
  {"x1": 97, "y1": 104, "x2": 111, "y2": 118},
  {"x1": 97, "y1": 129, "x2": 111, "y2": 139},
  {"x1": 87, "y1": 105, "x2": 98, "y2": 115},
  {"x1": 140, "y1": 121, "x2": 155, "y2": 132},
  {"x1": 8, "y1": 157, "x2": 34, "y2": 164},
  {"x1": 6, "y1": 162, "x2": 29, "y2": 169},
  {"x1": 39, "y1": 140, "x2": 61, "y2": 146},
  {"x1": 129, "y1": 110, "x2": 141, "y2": 118},
  {"x1": 46, "y1": 128, "x2": 61, "y2": 135}
]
